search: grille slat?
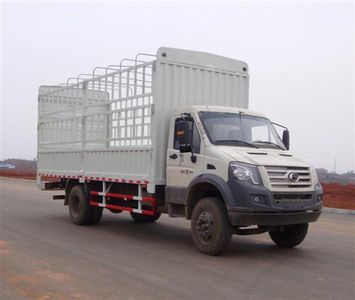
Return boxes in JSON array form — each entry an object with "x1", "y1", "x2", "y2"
[
  {"x1": 269, "y1": 175, "x2": 311, "y2": 181},
  {"x1": 265, "y1": 166, "x2": 312, "y2": 188},
  {"x1": 271, "y1": 182, "x2": 311, "y2": 186}
]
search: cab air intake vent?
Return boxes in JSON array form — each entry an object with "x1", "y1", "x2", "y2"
[{"x1": 247, "y1": 152, "x2": 267, "y2": 155}]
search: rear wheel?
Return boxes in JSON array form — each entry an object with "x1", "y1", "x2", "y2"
[
  {"x1": 269, "y1": 223, "x2": 308, "y2": 248},
  {"x1": 191, "y1": 197, "x2": 232, "y2": 256},
  {"x1": 130, "y1": 212, "x2": 161, "y2": 223},
  {"x1": 88, "y1": 206, "x2": 103, "y2": 225},
  {"x1": 68, "y1": 185, "x2": 102, "y2": 225}
]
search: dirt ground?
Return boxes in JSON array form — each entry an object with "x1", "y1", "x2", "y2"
[
  {"x1": 2, "y1": 177, "x2": 354, "y2": 299},
  {"x1": 0, "y1": 172, "x2": 354, "y2": 210}
]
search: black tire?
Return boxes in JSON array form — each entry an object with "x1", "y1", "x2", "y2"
[
  {"x1": 269, "y1": 223, "x2": 309, "y2": 248},
  {"x1": 130, "y1": 212, "x2": 161, "y2": 223},
  {"x1": 191, "y1": 197, "x2": 232, "y2": 256},
  {"x1": 68, "y1": 185, "x2": 103, "y2": 225},
  {"x1": 88, "y1": 206, "x2": 103, "y2": 225}
]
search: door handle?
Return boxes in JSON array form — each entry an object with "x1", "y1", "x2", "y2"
[{"x1": 169, "y1": 154, "x2": 178, "y2": 159}]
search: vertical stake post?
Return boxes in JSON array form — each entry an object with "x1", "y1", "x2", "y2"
[
  {"x1": 102, "y1": 181, "x2": 106, "y2": 207},
  {"x1": 137, "y1": 184, "x2": 142, "y2": 212}
]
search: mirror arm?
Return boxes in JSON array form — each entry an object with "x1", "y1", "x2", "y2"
[{"x1": 272, "y1": 121, "x2": 288, "y2": 131}]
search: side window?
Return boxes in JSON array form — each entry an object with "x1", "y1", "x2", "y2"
[{"x1": 173, "y1": 118, "x2": 201, "y2": 154}]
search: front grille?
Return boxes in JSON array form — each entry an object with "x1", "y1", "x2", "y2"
[
  {"x1": 273, "y1": 193, "x2": 312, "y2": 200},
  {"x1": 265, "y1": 166, "x2": 312, "y2": 188}
]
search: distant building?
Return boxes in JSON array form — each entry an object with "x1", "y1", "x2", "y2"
[
  {"x1": 0, "y1": 163, "x2": 16, "y2": 169},
  {"x1": 316, "y1": 168, "x2": 355, "y2": 185}
]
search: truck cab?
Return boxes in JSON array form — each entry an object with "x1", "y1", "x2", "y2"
[{"x1": 166, "y1": 106, "x2": 322, "y2": 254}]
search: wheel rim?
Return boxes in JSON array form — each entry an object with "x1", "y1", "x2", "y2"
[
  {"x1": 70, "y1": 195, "x2": 81, "y2": 218},
  {"x1": 195, "y1": 211, "x2": 215, "y2": 244}
]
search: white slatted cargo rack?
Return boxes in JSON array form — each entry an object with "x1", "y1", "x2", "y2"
[{"x1": 37, "y1": 47, "x2": 249, "y2": 193}]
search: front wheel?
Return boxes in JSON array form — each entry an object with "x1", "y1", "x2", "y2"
[
  {"x1": 269, "y1": 223, "x2": 309, "y2": 248},
  {"x1": 191, "y1": 197, "x2": 232, "y2": 256}
]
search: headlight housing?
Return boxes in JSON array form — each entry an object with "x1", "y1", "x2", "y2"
[
  {"x1": 315, "y1": 182, "x2": 323, "y2": 193},
  {"x1": 315, "y1": 182, "x2": 323, "y2": 202},
  {"x1": 230, "y1": 162, "x2": 261, "y2": 185}
]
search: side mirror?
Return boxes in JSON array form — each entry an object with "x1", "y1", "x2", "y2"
[
  {"x1": 282, "y1": 130, "x2": 290, "y2": 150},
  {"x1": 176, "y1": 120, "x2": 193, "y2": 153}
]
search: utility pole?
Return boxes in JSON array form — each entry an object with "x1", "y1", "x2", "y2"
[{"x1": 333, "y1": 158, "x2": 337, "y2": 174}]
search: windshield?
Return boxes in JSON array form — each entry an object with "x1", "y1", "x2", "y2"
[{"x1": 198, "y1": 111, "x2": 285, "y2": 150}]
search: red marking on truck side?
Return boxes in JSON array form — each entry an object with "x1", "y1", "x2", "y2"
[
  {"x1": 39, "y1": 174, "x2": 149, "y2": 185},
  {"x1": 89, "y1": 201, "x2": 155, "y2": 216},
  {"x1": 89, "y1": 191, "x2": 155, "y2": 203}
]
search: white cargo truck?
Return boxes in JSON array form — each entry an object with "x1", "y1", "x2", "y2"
[{"x1": 37, "y1": 47, "x2": 323, "y2": 255}]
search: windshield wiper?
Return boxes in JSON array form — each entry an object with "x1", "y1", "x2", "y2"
[
  {"x1": 215, "y1": 139, "x2": 259, "y2": 148},
  {"x1": 252, "y1": 140, "x2": 284, "y2": 150}
]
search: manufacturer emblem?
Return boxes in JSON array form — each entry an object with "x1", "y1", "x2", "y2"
[{"x1": 288, "y1": 172, "x2": 299, "y2": 182}]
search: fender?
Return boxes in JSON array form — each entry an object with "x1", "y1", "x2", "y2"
[{"x1": 185, "y1": 174, "x2": 235, "y2": 219}]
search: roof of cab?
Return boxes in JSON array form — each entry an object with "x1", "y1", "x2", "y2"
[{"x1": 173, "y1": 105, "x2": 267, "y2": 119}]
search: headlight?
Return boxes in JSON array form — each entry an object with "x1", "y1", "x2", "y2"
[
  {"x1": 315, "y1": 182, "x2": 323, "y2": 193},
  {"x1": 230, "y1": 162, "x2": 261, "y2": 185},
  {"x1": 315, "y1": 183, "x2": 323, "y2": 202}
]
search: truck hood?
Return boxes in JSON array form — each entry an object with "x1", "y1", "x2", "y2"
[{"x1": 218, "y1": 146, "x2": 309, "y2": 167}]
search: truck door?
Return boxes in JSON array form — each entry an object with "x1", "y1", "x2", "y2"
[{"x1": 167, "y1": 115, "x2": 204, "y2": 188}]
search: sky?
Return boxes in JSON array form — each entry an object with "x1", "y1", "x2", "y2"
[{"x1": 0, "y1": 1, "x2": 354, "y2": 173}]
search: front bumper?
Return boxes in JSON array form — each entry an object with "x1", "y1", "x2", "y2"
[
  {"x1": 228, "y1": 209, "x2": 321, "y2": 226},
  {"x1": 226, "y1": 173, "x2": 323, "y2": 212}
]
